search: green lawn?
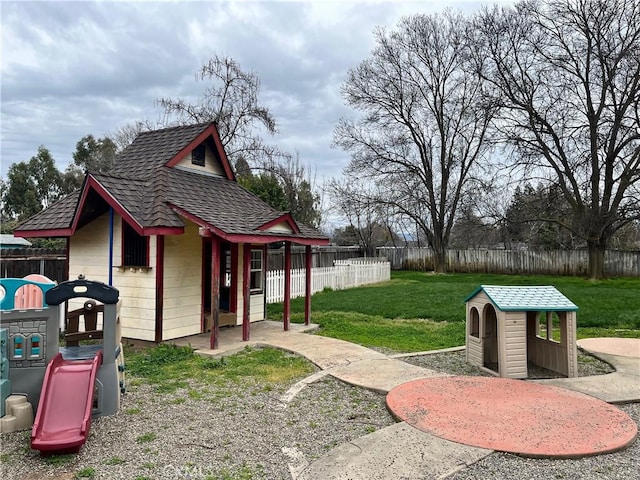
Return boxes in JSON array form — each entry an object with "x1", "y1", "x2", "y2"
[
  {"x1": 125, "y1": 344, "x2": 314, "y2": 392},
  {"x1": 267, "y1": 271, "x2": 640, "y2": 352}
]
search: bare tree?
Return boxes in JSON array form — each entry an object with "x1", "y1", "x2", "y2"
[
  {"x1": 108, "y1": 119, "x2": 158, "y2": 152},
  {"x1": 327, "y1": 177, "x2": 391, "y2": 255},
  {"x1": 157, "y1": 55, "x2": 280, "y2": 166},
  {"x1": 334, "y1": 11, "x2": 494, "y2": 272},
  {"x1": 474, "y1": 0, "x2": 640, "y2": 279},
  {"x1": 156, "y1": 55, "x2": 323, "y2": 225}
]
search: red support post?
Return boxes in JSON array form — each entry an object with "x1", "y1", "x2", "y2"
[
  {"x1": 242, "y1": 244, "x2": 251, "y2": 341},
  {"x1": 209, "y1": 236, "x2": 221, "y2": 350},
  {"x1": 154, "y1": 236, "x2": 165, "y2": 343},
  {"x1": 304, "y1": 245, "x2": 312, "y2": 325},
  {"x1": 283, "y1": 241, "x2": 291, "y2": 331}
]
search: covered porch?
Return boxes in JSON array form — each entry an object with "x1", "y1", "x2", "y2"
[
  {"x1": 198, "y1": 231, "x2": 320, "y2": 350},
  {"x1": 168, "y1": 319, "x2": 319, "y2": 357}
]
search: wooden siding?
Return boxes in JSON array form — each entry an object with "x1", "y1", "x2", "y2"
[
  {"x1": 67, "y1": 213, "x2": 157, "y2": 341},
  {"x1": 112, "y1": 213, "x2": 157, "y2": 341},
  {"x1": 69, "y1": 214, "x2": 110, "y2": 283},
  {"x1": 266, "y1": 222, "x2": 293, "y2": 234},
  {"x1": 68, "y1": 214, "x2": 111, "y2": 328},
  {"x1": 174, "y1": 144, "x2": 225, "y2": 176},
  {"x1": 162, "y1": 221, "x2": 203, "y2": 340}
]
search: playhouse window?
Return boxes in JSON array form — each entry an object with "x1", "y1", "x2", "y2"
[
  {"x1": 536, "y1": 311, "x2": 562, "y2": 343},
  {"x1": 223, "y1": 248, "x2": 232, "y2": 288},
  {"x1": 122, "y1": 221, "x2": 149, "y2": 267},
  {"x1": 191, "y1": 145, "x2": 206, "y2": 166},
  {"x1": 249, "y1": 249, "x2": 263, "y2": 293},
  {"x1": 470, "y1": 307, "x2": 480, "y2": 338}
]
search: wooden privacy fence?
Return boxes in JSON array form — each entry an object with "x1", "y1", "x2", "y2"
[
  {"x1": 0, "y1": 249, "x2": 66, "y2": 282},
  {"x1": 266, "y1": 259, "x2": 391, "y2": 304},
  {"x1": 377, "y1": 247, "x2": 640, "y2": 277}
]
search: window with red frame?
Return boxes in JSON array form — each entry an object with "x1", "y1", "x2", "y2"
[{"x1": 122, "y1": 221, "x2": 149, "y2": 267}]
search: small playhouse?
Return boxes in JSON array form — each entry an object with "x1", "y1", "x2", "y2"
[{"x1": 464, "y1": 285, "x2": 579, "y2": 379}]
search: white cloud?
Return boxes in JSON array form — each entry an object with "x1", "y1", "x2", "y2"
[{"x1": 1, "y1": 0, "x2": 514, "y2": 178}]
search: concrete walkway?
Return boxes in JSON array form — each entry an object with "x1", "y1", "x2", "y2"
[
  {"x1": 534, "y1": 338, "x2": 640, "y2": 403},
  {"x1": 171, "y1": 322, "x2": 640, "y2": 480}
]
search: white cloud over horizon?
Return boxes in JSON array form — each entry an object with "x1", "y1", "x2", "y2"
[{"x1": 1, "y1": 0, "x2": 514, "y2": 186}]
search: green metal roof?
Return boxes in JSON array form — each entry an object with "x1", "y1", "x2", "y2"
[{"x1": 464, "y1": 285, "x2": 578, "y2": 312}]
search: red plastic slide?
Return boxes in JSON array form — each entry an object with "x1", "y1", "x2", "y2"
[{"x1": 31, "y1": 351, "x2": 102, "y2": 453}]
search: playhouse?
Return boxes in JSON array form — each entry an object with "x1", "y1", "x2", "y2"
[
  {"x1": 0, "y1": 276, "x2": 123, "y2": 453},
  {"x1": 464, "y1": 285, "x2": 579, "y2": 379}
]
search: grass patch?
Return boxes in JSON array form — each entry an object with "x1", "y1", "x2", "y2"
[
  {"x1": 576, "y1": 327, "x2": 640, "y2": 339},
  {"x1": 75, "y1": 467, "x2": 96, "y2": 478},
  {"x1": 44, "y1": 453, "x2": 75, "y2": 465},
  {"x1": 269, "y1": 271, "x2": 640, "y2": 328},
  {"x1": 294, "y1": 311, "x2": 465, "y2": 352},
  {"x1": 267, "y1": 271, "x2": 639, "y2": 351},
  {"x1": 135, "y1": 432, "x2": 157, "y2": 444},
  {"x1": 204, "y1": 464, "x2": 265, "y2": 480},
  {"x1": 126, "y1": 344, "x2": 314, "y2": 388}
]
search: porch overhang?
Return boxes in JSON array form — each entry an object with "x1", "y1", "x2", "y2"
[{"x1": 169, "y1": 204, "x2": 329, "y2": 246}]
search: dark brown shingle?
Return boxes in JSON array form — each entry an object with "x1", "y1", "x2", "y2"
[{"x1": 16, "y1": 123, "x2": 327, "y2": 242}]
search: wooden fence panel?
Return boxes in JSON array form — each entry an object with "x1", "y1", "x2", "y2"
[
  {"x1": 377, "y1": 247, "x2": 639, "y2": 277},
  {"x1": 1, "y1": 249, "x2": 66, "y2": 282}
]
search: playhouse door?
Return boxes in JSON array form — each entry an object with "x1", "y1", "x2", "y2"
[
  {"x1": 483, "y1": 304, "x2": 498, "y2": 373},
  {"x1": 203, "y1": 240, "x2": 235, "y2": 331}
]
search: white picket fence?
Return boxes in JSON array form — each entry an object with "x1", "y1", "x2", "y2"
[{"x1": 265, "y1": 259, "x2": 391, "y2": 304}]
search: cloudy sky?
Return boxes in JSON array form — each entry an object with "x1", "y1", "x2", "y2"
[{"x1": 1, "y1": 0, "x2": 511, "y2": 183}]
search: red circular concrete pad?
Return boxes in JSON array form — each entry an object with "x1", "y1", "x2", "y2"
[{"x1": 386, "y1": 376, "x2": 637, "y2": 458}]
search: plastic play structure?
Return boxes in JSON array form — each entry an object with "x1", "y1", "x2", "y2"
[
  {"x1": 465, "y1": 285, "x2": 579, "y2": 379},
  {"x1": 0, "y1": 276, "x2": 124, "y2": 453}
]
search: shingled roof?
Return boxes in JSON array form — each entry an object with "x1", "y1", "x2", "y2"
[
  {"x1": 109, "y1": 123, "x2": 213, "y2": 177},
  {"x1": 15, "y1": 123, "x2": 327, "y2": 245},
  {"x1": 465, "y1": 285, "x2": 578, "y2": 312}
]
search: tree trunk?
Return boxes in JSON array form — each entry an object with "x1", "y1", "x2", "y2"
[
  {"x1": 587, "y1": 240, "x2": 606, "y2": 280},
  {"x1": 433, "y1": 247, "x2": 447, "y2": 273}
]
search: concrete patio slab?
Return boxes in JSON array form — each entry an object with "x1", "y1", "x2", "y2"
[{"x1": 387, "y1": 376, "x2": 638, "y2": 458}]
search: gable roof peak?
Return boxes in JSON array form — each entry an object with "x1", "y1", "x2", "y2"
[{"x1": 109, "y1": 122, "x2": 230, "y2": 179}]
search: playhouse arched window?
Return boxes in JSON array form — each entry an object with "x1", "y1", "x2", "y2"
[{"x1": 470, "y1": 307, "x2": 480, "y2": 338}]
